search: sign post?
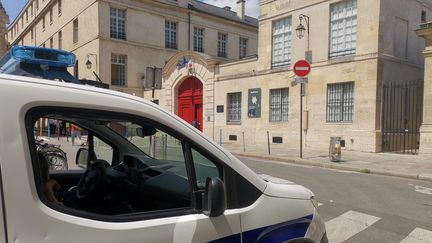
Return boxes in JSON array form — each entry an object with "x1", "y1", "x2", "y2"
[{"x1": 293, "y1": 60, "x2": 311, "y2": 159}]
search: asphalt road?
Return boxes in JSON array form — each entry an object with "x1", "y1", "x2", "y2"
[{"x1": 238, "y1": 156, "x2": 432, "y2": 243}]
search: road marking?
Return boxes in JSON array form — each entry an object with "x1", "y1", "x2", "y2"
[
  {"x1": 325, "y1": 211, "x2": 380, "y2": 243},
  {"x1": 408, "y1": 184, "x2": 432, "y2": 195},
  {"x1": 400, "y1": 228, "x2": 432, "y2": 243},
  {"x1": 317, "y1": 203, "x2": 324, "y2": 207}
]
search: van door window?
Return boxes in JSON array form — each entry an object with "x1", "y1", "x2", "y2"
[
  {"x1": 191, "y1": 148, "x2": 220, "y2": 189},
  {"x1": 35, "y1": 119, "x2": 90, "y2": 171},
  {"x1": 94, "y1": 136, "x2": 114, "y2": 163},
  {"x1": 28, "y1": 111, "x2": 193, "y2": 221}
]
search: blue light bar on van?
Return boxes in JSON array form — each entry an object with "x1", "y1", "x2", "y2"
[{"x1": 11, "y1": 46, "x2": 76, "y2": 67}]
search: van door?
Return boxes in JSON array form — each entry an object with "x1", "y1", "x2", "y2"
[{"x1": 12, "y1": 109, "x2": 241, "y2": 243}]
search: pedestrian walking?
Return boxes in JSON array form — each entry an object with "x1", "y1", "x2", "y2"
[
  {"x1": 48, "y1": 119, "x2": 56, "y2": 137},
  {"x1": 71, "y1": 124, "x2": 82, "y2": 146}
]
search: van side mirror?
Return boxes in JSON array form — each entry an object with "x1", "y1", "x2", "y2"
[
  {"x1": 202, "y1": 177, "x2": 226, "y2": 217},
  {"x1": 76, "y1": 148, "x2": 89, "y2": 169},
  {"x1": 136, "y1": 128, "x2": 144, "y2": 138},
  {"x1": 136, "y1": 127, "x2": 157, "y2": 137}
]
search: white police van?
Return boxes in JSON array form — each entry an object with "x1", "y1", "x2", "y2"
[{"x1": 0, "y1": 46, "x2": 327, "y2": 243}]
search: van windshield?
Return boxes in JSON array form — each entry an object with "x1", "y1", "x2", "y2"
[{"x1": 105, "y1": 121, "x2": 184, "y2": 162}]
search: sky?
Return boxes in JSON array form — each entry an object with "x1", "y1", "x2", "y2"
[
  {"x1": 2, "y1": 0, "x2": 27, "y2": 24},
  {"x1": 201, "y1": 0, "x2": 260, "y2": 17},
  {"x1": 1, "y1": 0, "x2": 259, "y2": 25}
]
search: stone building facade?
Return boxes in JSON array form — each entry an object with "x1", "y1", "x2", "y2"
[
  {"x1": 0, "y1": 2, "x2": 9, "y2": 57},
  {"x1": 160, "y1": 0, "x2": 431, "y2": 153},
  {"x1": 6, "y1": 0, "x2": 258, "y2": 98},
  {"x1": 7, "y1": 0, "x2": 431, "y2": 153}
]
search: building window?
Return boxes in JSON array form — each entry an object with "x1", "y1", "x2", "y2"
[
  {"x1": 42, "y1": 43, "x2": 46, "y2": 48},
  {"x1": 218, "y1": 33, "x2": 227, "y2": 58},
  {"x1": 111, "y1": 54, "x2": 127, "y2": 86},
  {"x1": 193, "y1": 27, "x2": 204, "y2": 53},
  {"x1": 50, "y1": 9, "x2": 53, "y2": 24},
  {"x1": 227, "y1": 92, "x2": 241, "y2": 122},
  {"x1": 42, "y1": 16, "x2": 45, "y2": 31},
  {"x1": 239, "y1": 37, "x2": 248, "y2": 59},
  {"x1": 422, "y1": 10, "x2": 427, "y2": 23},
  {"x1": 73, "y1": 19, "x2": 78, "y2": 43},
  {"x1": 58, "y1": 31, "x2": 62, "y2": 49},
  {"x1": 30, "y1": 2, "x2": 34, "y2": 17},
  {"x1": 31, "y1": 29, "x2": 34, "y2": 41},
  {"x1": 26, "y1": 11, "x2": 28, "y2": 23},
  {"x1": 35, "y1": 0, "x2": 39, "y2": 11},
  {"x1": 329, "y1": 0, "x2": 357, "y2": 58},
  {"x1": 165, "y1": 21, "x2": 177, "y2": 49},
  {"x1": 270, "y1": 88, "x2": 289, "y2": 122},
  {"x1": 49, "y1": 37, "x2": 53, "y2": 48},
  {"x1": 327, "y1": 82, "x2": 354, "y2": 123},
  {"x1": 21, "y1": 18, "x2": 24, "y2": 29},
  {"x1": 58, "y1": 0, "x2": 62, "y2": 16},
  {"x1": 110, "y1": 8, "x2": 126, "y2": 40},
  {"x1": 272, "y1": 17, "x2": 292, "y2": 67}
]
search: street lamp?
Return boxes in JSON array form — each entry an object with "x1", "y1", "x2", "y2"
[
  {"x1": 86, "y1": 54, "x2": 98, "y2": 72},
  {"x1": 296, "y1": 14, "x2": 310, "y2": 52},
  {"x1": 85, "y1": 59, "x2": 92, "y2": 69},
  {"x1": 295, "y1": 14, "x2": 311, "y2": 159},
  {"x1": 295, "y1": 22, "x2": 306, "y2": 39},
  {"x1": 85, "y1": 53, "x2": 102, "y2": 82}
]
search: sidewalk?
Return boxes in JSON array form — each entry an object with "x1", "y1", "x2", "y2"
[{"x1": 222, "y1": 143, "x2": 432, "y2": 182}]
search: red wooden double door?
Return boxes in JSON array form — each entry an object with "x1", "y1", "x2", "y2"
[{"x1": 177, "y1": 77, "x2": 203, "y2": 131}]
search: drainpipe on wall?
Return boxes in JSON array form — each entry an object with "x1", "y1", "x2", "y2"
[{"x1": 188, "y1": 12, "x2": 191, "y2": 51}]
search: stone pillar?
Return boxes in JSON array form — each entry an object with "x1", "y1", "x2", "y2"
[
  {"x1": 0, "y1": 3, "x2": 9, "y2": 57},
  {"x1": 417, "y1": 27, "x2": 432, "y2": 154}
]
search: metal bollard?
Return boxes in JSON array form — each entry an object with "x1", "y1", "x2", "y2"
[
  {"x1": 220, "y1": 129, "x2": 223, "y2": 146},
  {"x1": 267, "y1": 131, "x2": 271, "y2": 155},
  {"x1": 242, "y1": 132, "x2": 246, "y2": 152}
]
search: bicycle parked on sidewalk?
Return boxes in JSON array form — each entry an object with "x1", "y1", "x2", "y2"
[{"x1": 36, "y1": 138, "x2": 68, "y2": 171}]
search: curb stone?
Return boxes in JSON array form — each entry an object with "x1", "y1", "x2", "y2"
[{"x1": 232, "y1": 152, "x2": 432, "y2": 183}]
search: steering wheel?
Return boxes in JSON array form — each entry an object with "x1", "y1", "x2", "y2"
[{"x1": 76, "y1": 159, "x2": 111, "y2": 201}]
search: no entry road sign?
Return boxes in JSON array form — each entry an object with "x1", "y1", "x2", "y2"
[{"x1": 293, "y1": 60, "x2": 311, "y2": 77}]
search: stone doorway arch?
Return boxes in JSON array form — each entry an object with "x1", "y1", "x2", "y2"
[{"x1": 162, "y1": 51, "x2": 219, "y2": 138}]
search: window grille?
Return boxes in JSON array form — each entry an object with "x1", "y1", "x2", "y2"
[
  {"x1": 227, "y1": 92, "x2": 241, "y2": 122},
  {"x1": 270, "y1": 88, "x2": 289, "y2": 122},
  {"x1": 327, "y1": 82, "x2": 354, "y2": 122}
]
